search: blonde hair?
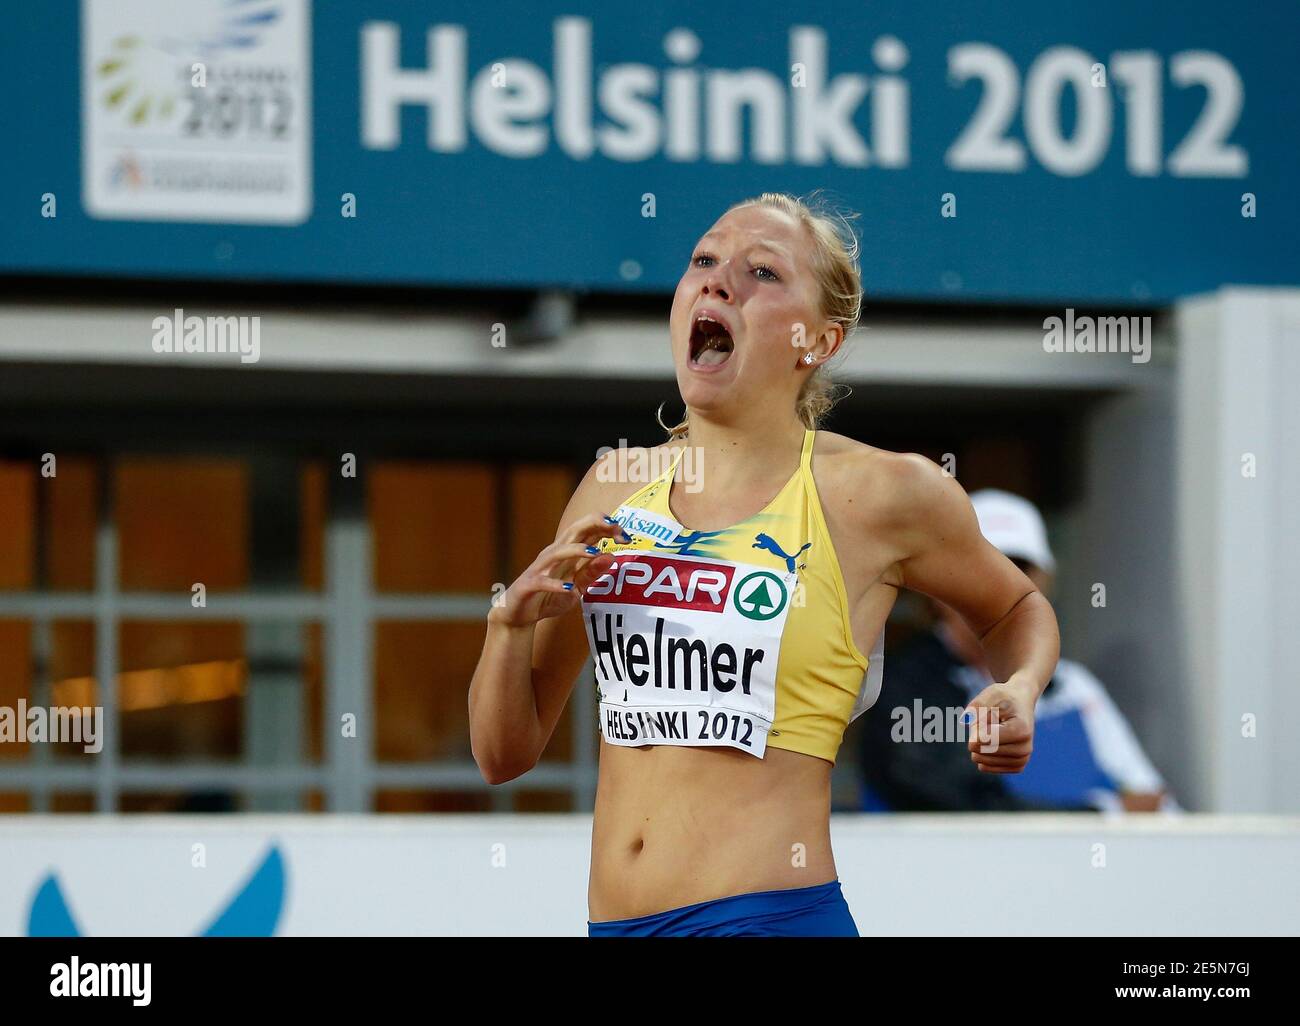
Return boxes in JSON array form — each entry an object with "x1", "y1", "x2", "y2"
[{"x1": 660, "y1": 190, "x2": 862, "y2": 440}]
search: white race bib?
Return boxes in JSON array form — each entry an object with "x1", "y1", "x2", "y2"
[{"x1": 582, "y1": 546, "x2": 796, "y2": 758}]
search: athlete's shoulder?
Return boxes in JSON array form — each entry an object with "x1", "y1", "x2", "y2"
[{"x1": 813, "y1": 431, "x2": 966, "y2": 528}]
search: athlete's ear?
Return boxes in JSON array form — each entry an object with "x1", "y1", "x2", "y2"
[
  {"x1": 813, "y1": 321, "x2": 845, "y2": 363},
  {"x1": 794, "y1": 322, "x2": 843, "y2": 369}
]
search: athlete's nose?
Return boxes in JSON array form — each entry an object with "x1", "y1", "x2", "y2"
[{"x1": 701, "y1": 272, "x2": 732, "y2": 303}]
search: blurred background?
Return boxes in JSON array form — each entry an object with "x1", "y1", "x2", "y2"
[{"x1": 0, "y1": 1, "x2": 1297, "y2": 935}]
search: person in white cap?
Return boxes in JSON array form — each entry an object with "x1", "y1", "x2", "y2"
[
  {"x1": 860, "y1": 489, "x2": 1174, "y2": 814},
  {"x1": 968, "y1": 489, "x2": 1057, "y2": 578}
]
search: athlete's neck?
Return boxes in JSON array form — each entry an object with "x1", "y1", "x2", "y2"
[{"x1": 680, "y1": 410, "x2": 806, "y2": 492}]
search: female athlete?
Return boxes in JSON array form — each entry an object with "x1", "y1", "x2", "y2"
[{"x1": 468, "y1": 192, "x2": 1060, "y2": 936}]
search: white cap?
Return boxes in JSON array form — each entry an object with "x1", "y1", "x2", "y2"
[{"x1": 969, "y1": 489, "x2": 1055, "y2": 573}]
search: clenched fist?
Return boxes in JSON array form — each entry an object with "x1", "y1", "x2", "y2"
[{"x1": 964, "y1": 677, "x2": 1040, "y2": 774}]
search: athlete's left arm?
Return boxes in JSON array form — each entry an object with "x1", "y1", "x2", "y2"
[{"x1": 886, "y1": 455, "x2": 1061, "y2": 773}]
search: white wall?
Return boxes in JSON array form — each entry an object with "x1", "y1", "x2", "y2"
[
  {"x1": 1176, "y1": 288, "x2": 1300, "y2": 812},
  {"x1": 2, "y1": 814, "x2": 1297, "y2": 936}
]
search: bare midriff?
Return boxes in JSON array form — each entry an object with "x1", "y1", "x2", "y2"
[{"x1": 587, "y1": 741, "x2": 837, "y2": 922}]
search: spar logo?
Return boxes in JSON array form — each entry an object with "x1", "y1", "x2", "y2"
[
  {"x1": 733, "y1": 571, "x2": 788, "y2": 621},
  {"x1": 584, "y1": 554, "x2": 734, "y2": 612}
]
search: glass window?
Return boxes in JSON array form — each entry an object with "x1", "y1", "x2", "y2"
[{"x1": 0, "y1": 448, "x2": 592, "y2": 813}]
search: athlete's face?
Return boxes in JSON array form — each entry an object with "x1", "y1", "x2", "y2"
[{"x1": 670, "y1": 205, "x2": 839, "y2": 419}]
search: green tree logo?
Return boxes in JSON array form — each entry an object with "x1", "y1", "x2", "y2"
[{"x1": 733, "y1": 571, "x2": 788, "y2": 621}]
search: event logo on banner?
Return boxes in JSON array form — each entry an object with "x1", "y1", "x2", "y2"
[{"x1": 80, "y1": 0, "x2": 311, "y2": 224}]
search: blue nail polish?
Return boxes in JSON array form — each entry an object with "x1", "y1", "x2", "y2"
[
  {"x1": 585, "y1": 545, "x2": 600, "y2": 555},
  {"x1": 619, "y1": 533, "x2": 632, "y2": 543},
  {"x1": 603, "y1": 515, "x2": 618, "y2": 524},
  {"x1": 962, "y1": 710, "x2": 974, "y2": 724},
  {"x1": 563, "y1": 582, "x2": 575, "y2": 590}
]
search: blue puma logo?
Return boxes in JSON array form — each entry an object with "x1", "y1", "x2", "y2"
[{"x1": 752, "y1": 533, "x2": 811, "y2": 573}]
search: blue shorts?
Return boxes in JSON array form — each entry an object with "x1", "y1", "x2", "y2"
[{"x1": 587, "y1": 879, "x2": 859, "y2": 937}]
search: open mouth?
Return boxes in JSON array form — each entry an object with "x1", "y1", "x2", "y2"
[{"x1": 688, "y1": 314, "x2": 735, "y2": 368}]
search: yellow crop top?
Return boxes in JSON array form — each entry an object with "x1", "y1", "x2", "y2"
[{"x1": 581, "y1": 429, "x2": 883, "y2": 765}]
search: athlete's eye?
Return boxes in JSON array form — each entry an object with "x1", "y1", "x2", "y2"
[{"x1": 691, "y1": 253, "x2": 779, "y2": 281}]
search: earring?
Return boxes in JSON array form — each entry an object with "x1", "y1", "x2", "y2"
[{"x1": 803, "y1": 353, "x2": 815, "y2": 365}]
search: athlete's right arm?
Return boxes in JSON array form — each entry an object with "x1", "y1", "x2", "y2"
[{"x1": 468, "y1": 453, "x2": 629, "y2": 784}]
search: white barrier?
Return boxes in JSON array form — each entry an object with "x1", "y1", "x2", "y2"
[{"x1": 2, "y1": 814, "x2": 1297, "y2": 936}]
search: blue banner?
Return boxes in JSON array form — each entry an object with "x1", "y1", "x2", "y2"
[{"x1": 1, "y1": 0, "x2": 1295, "y2": 303}]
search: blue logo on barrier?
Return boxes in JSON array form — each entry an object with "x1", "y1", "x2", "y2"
[{"x1": 27, "y1": 845, "x2": 286, "y2": 937}]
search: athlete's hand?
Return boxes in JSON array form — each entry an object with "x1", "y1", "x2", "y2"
[
  {"x1": 964, "y1": 677, "x2": 1038, "y2": 773},
  {"x1": 487, "y1": 513, "x2": 627, "y2": 629}
]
